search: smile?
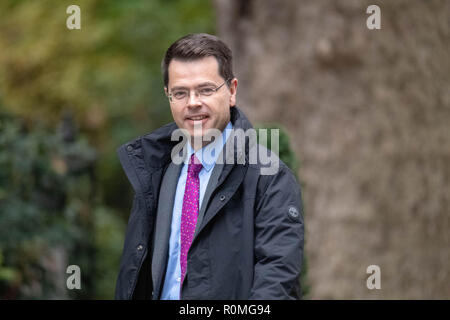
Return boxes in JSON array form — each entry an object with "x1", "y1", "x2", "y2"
[{"x1": 188, "y1": 115, "x2": 208, "y2": 120}]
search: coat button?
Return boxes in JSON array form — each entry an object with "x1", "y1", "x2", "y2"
[
  {"x1": 127, "y1": 145, "x2": 133, "y2": 152},
  {"x1": 220, "y1": 195, "x2": 226, "y2": 201},
  {"x1": 137, "y1": 245, "x2": 143, "y2": 251}
]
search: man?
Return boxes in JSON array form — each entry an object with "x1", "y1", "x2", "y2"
[{"x1": 115, "y1": 33, "x2": 304, "y2": 300}]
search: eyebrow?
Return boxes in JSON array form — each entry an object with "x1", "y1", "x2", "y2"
[{"x1": 170, "y1": 81, "x2": 218, "y2": 91}]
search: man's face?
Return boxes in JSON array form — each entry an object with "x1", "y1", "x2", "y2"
[{"x1": 165, "y1": 56, "x2": 237, "y2": 148}]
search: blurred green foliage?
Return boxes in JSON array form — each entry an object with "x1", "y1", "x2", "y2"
[
  {"x1": 0, "y1": 111, "x2": 125, "y2": 298},
  {"x1": 0, "y1": 0, "x2": 215, "y2": 215}
]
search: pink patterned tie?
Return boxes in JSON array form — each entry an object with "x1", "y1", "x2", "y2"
[{"x1": 180, "y1": 153, "x2": 203, "y2": 287}]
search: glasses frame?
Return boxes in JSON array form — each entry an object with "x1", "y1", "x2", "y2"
[{"x1": 167, "y1": 78, "x2": 231, "y2": 103}]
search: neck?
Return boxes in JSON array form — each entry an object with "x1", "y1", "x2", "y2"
[{"x1": 190, "y1": 135, "x2": 217, "y2": 151}]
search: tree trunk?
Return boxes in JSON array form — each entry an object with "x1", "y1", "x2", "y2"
[{"x1": 215, "y1": 0, "x2": 450, "y2": 299}]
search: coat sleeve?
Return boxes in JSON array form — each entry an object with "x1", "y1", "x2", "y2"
[{"x1": 249, "y1": 164, "x2": 305, "y2": 300}]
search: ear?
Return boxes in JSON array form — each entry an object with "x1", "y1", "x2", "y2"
[{"x1": 229, "y1": 78, "x2": 238, "y2": 107}]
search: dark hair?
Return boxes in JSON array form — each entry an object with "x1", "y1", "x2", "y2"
[{"x1": 162, "y1": 33, "x2": 234, "y2": 88}]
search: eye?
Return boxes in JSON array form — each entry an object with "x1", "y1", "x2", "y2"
[
  {"x1": 173, "y1": 91, "x2": 187, "y2": 99},
  {"x1": 199, "y1": 87, "x2": 215, "y2": 96}
]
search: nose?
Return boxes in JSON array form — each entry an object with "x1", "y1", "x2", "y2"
[{"x1": 187, "y1": 90, "x2": 202, "y2": 107}]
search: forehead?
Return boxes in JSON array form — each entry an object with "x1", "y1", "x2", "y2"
[{"x1": 168, "y1": 56, "x2": 222, "y2": 87}]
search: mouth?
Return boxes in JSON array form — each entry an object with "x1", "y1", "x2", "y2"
[{"x1": 185, "y1": 114, "x2": 209, "y2": 125}]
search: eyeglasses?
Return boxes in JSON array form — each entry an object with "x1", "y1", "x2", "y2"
[{"x1": 167, "y1": 79, "x2": 230, "y2": 104}]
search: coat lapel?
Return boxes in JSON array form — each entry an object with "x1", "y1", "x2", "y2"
[
  {"x1": 194, "y1": 162, "x2": 224, "y2": 239},
  {"x1": 151, "y1": 161, "x2": 183, "y2": 299}
]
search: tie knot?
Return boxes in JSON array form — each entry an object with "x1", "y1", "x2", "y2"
[{"x1": 188, "y1": 154, "x2": 203, "y2": 176}]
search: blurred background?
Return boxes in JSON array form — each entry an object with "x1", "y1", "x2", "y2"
[{"x1": 0, "y1": 0, "x2": 448, "y2": 299}]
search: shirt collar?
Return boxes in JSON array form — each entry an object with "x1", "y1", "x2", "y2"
[{"x1": 185, "y1": 121, "x2": 233, "y2": 172}]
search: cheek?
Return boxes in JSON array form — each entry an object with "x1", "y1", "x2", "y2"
[
  {"x1": 171, "y1": 106, "x2": 181, "y2": 119},
  {"x1": 170, "y1": 108, "x2": 184, "y2": 127},
  {"x1": 213, "y1": 99, "x2": 229, "y2": 117}
]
